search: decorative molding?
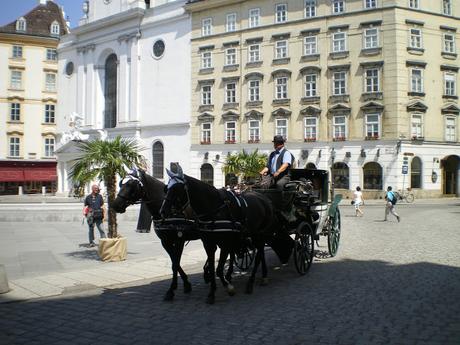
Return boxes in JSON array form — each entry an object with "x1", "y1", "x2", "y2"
[
  {"x1": 222, "y1": 111, "x2": 239, "y2": 120},
  {"x1": 222, "y1": 76, "x2": 240, "y2": 82},
  {"x1": 222, "y1": 41, "x2": 240, "y2": 47},
  {"x1": 300, "y1": 66, "x2": 321, "y2": 74},
  {"x1": 441, "y1": 104, "x2": 460, "y2": 115},
  {"x1": 76, "y1": 43, "x2": 96, "y2": 54},
  {"x1": 272, "y1": 32, "x2": 290, "y2": 40},
  {"x1": 440, "y1": 25, "x2": 457, "y2": 32},
  {"x1": 272, "y1": 58, "x2": 290, "y2": 65},
  {"x1": 360, "y1": 20, "x2": 382, "y2": 27},
  {"x1": 271, "y1": 69, "x2": 291, "y2": 77},
  {"x1": 407, "y1": 101, "x2": 428, "y2": 113},
  {"x1": 300, "y1": 105, "x2": 321, "y2": 115},
  {"x1": 197, "y1": 79, "x2": 215, "y2": 85},
  {"x1": 328, "y1": 64, "x2": 351, "y2": 71},
  {"x1": 405, "y1": 19, "x2": 424, "y2": 26},
  {"x1": 198, "y1": 44, "x2": 215, "y2": 51},
  {"x1": 360, "y1": 60, "x2": 384, "y2": 67},
  {"x1": 117, "y1": 31, "x2": 140, "y2": 43},
  {"x1": 245, "y1": 110, "x2": 263, "y2": 119},
  {"x1": 272, "y1": 108, "x2": 292, "y2": 117},
  {"x1": 328, "y1": 103, "x2": 351, "y2": 115},
  {"x1": 245, "y1": 36, "x2": 263, "y2": 44},
  {"x1": 328, "y1": 24, "x2": 349, "y2": 31},
  {"x1": 441, "y1": 64, "x2": 459, "y2": 72},
  {"x1": 244, "y1": 72, "x2": 264, "y2": 80},
  {"x1": 361, "y1": 101, "x2": 384, "y2": 112},
  {"x1": 300, "y1": 28, "x2": 320, "y2": 36},
  {"x1": 197, "y1": 112, "x2": 215, "y2": 122},
  {"x1": 406, "y1": 60, "x2": 427, "y2": 68}
]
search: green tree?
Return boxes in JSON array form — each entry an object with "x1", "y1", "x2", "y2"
[
  {"x1": 69, "y1": 136, "x2": 146, "y2": 238},
  {"x1": 223, "y1": 149, "x2": 267, "y2": 183}
]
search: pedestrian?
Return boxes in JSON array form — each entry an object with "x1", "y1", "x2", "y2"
[
  {"x1": 384, "y1": 186, "x2": 400, "y2": 222},
  {"x1": 353, "y1": 186, "x2": 364, "y2": 217},
  {"x1": 83, "y1": 184, "x2": 106, "y2": 246}
]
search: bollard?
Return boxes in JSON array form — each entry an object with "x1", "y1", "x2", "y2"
[
  {"x1": 18, "y1": 186, "x2": 23, "y2": 195},
  {"x1": 0, "y1": 264, "x2": 10, "y2": 294},
  {"x1": 42, "y1": 186, "x2": 46, "y2": 196}
]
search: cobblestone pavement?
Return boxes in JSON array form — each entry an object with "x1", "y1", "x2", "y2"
[{"x1": 1, "y1": 202, "x2": 460, "y2": 345}]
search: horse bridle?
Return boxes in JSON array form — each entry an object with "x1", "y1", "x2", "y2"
[{"x1": 117, "y1": 174, "x2": 146, "y2": 206}]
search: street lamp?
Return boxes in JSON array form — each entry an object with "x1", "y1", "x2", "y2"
[{"x1": 330, "y1": 147, "x2": 336, "y2": 201}]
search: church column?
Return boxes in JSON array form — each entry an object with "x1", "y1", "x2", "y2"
[
  {"x1": 129, "y1": 32, "x2": 141, "y2": 122},
  {"x1": 117, "y1": 36, "x2": 131, "y2": 124},
  {"x1": 85, "y1": 44, "x2": 96, "y2": 127},
  {"x1": 76, "y1": 48, "x2": 86, "y2": 123}
]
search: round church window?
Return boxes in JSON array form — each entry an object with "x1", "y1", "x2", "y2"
[
  {"x1": 65, "y1": 61, "x2": 74, "y2": 76},
  {"x1": 152, "y1": 39, "x2": 165, "y2": 59}
]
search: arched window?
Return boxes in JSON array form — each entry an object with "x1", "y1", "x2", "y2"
[
  {"x1": 152, "y1": 142, "x2": 164, "y2": 179},
  {"x1": 104, "y1": 54, "x2": 117, "y2": 129},
  {"x1": 411, "y1": 156, "x2": 422, "y2": 189},
  {"x1": 16, "y1": 17, "x2": 26, "y2": 32},
  {"x1": 201, "y1": 163, "x2": 214, "y2": 186},
  {"x1": 305, "y1": 162, "x2": 317, "y2": 169},
  {"x1": 332, "y1": 162, "x2": 349, "y2": 189},
  {"x1": 50, "y1": 21, "x2": 60, "y2": 36},
  {"x1": 363, "y1": 162, "x2": 383, "y2": 190}
]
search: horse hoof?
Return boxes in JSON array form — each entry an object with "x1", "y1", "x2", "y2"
[
  {"x1": 163, "y1": 291, "x2": 174, "y2": 301},
  {"x1": 227, "y1": 284, "x2": 236, "y2": 296},
  {"x1": 206, "y1": 296, "x2": 215, "y2": 304},
  {"x1": 260, "y1": 278, "x2": 269, "y2": 286},
  {"x1": 184, "y1": 282, "x2": 192, "y2": 294}
]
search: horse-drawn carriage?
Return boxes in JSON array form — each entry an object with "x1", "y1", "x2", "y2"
[
  {"x1": 112, "y1": 166, "x2": 342, "y2": 303},
  {"x1": 235, "y1": 168, "x2": 342, "y2": 275}
]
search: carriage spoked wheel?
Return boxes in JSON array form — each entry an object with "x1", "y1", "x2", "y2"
[
  {"x1": 293, "y1": 222, "x2": 314, "y2": 275},
  {"x1": 234, "y1": 246, "x2": 255, "y2": 271},
  {"x1": 327, "y1": 208, "x2": 341, "y2": 257}
]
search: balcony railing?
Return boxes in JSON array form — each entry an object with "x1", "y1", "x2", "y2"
[
  {"x1": 200, "y1": 140, "x2": 211, "y2": 145},
  {"x1": 248, "y1": 139, "x2": 260, "y2": 144},
  {"x1": 304, "y1": 137, "x2": 317, "y2": 142},
  {"x1": 333, "y1": 136, "x2": 346, "y2": 142},
  {"x1": 225, "y1": 139, "x2": 236, "y2": 144},
  {"x1": 365, "y1": 134, "x2": 379, "y2": 140}
]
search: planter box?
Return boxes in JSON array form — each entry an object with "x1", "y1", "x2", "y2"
[{"x1": 98, "y1": 237, "x2": 127, "y2": 262}]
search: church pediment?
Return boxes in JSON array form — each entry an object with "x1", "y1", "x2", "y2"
[{"x1": 407, "y1": 101, "x2": 428, "y2": 113}]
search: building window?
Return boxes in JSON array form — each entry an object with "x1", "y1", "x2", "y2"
[
  {"x1": 363, "y1": 162, "x2": 383, "y2": 190},
  {"x1": 445, "y1": 116, "x2": 456, "y2": 141},
  {"x1": 444, "y1": 73, "x2": 457, "y2": 96},
  {"x1": 226, "y1": 13, "x2": 237, "y2": 32},
  {"x1": 45, "y1": 73, "x2": 57, "y2": 92},
  {"x1": 248, "y1": 120, "x2": 260, "y2": 142},
  {"x1": 410, "y1": 68, "x2": 423, "y2": 93},
  {"x1": 201, "y1": 123, "x2": 211, "y2": 144},
  {"x1": 225, "y1": 122, "x2": 236, "y2": 143},
  {"x1": 443, "y1": 33, "x2": 456, "y2": 53},
  {"x1": 304, "y1": 117, "x2": 317, "y2": 141},
  {"x1": 332, "y1": 0, "x2": 345, "y2": 14},
  {"x1": 275, "y1": 3, "x2": 287, "y2": 23},
  {"x1": 409, "y1": 0, "x2": 419, "y2": 9},
  {"x1": 44, "y1": 138, "x2": 55, "y2": 157},
  {"x1": 201, "y1": 85, "x2": 212, "y2": 105},
  {"x1": 16, "y1": 17, "x2": 26, "y2": 32},
  {"x1": 275, "y1": 118, "x2": 288, "y2": 140},
  {"x1": 411, "y1": 156, "x2": 422, "y2": 188},
  {"x1": 305, "y1": 74, "x2": 318, "y2": 97},
  {"x1": 152, "y1": 142, "x2": 164, "y2": 179},
  {"x1": 46, "y1": 48, "x2": 57, "y2": 61},
  {"x1": 10, "y1": 103, "x2": 21, "y2": 121},
  {"x1": 248, "y1": 44, "x2": 260, "y2": 63},
  {"x1": 225, "y1": 82, "x2": 237, "y2": 103},
  {"x1": 365, "y1": 68, "x2": 380, "y2": 93},
  {"x1": 201, "y1": 51, "x2": 212, "y2": 69},
  {"x1": 202, "y1": 18, "x2": 212, "y2": 36},
  {"x1": 409, "y1": 28, "x2": 422, "y2": 49},
  {"x1": 332, "y1": 162, "x2": 350, "y2": 189},
  {"x1": 10, "y1": 70, "x2": 22, "y2": 89},
  {"x1": 200, "y1": 163, "x2": 214, "y2": 186},
  {"x1": 12, "y1": 45, "x2": 23, "y2": 59},
  {"x1": 249, "y1": 8, "x2": 260, "y2": 28},
  {"x1": 225, "y1": 48, "x2": 237, "y2": 66},
  {"x1": 44, "y1": 104, "x2": 55, "y2": 123},
  {"x1": 333, "y1": 71, "x2": 347, "y2": 95},
  {"x1": 9, "y1": 137, "x2": 20, "y2": 157},
  {"x1": 364, "y1": 28, "x2": 379, "y2": 49},
  {"x1": 333, "y1": 116, "x2": 347, "y2": 140},
  {"x1": 305, "y1": 0, "x2": 316, "y2": 17},
  {"x1": 104, "y1": 54, "x2": 117, "y2": 129},
  {"x1": 365, "y1": 113, "x2": 380, "y2": 139},
  {"x1": 304, "y1": 35, "x2": 318, "y2": 55},
  {"x1": 364, "y1": 0, "x2": 377, "y2": 8},
  {"x1": 275, "y1": 77, "x2": 288, "y2": 99},
  {"x1": 275, "y1": 40, "x2": 288, "y2": 59},
  {"x1": 50, "y1": 21, "x2": 60, "y2": 36},
  {"x1": 443, "y1": 0, "x2": 452, "y2": 15},
  {"x1": 332, "y1": 31, "x2": 347, "y2": 52},
  {"x1": 249, "y1": 80, "x2": 261, "y2": 101},
  {"x1": 411, "y1": 113, "x2": 423, "y2": 139}
]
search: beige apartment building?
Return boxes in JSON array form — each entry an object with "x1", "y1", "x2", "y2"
[
  {"x1": 0, "y1": 0, "x2": 68, "y2": 195},
  {"x1": 186, "y1": 0, "x2": 460, "y2": 198}
]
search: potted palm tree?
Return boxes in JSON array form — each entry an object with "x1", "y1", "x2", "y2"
[
  {"x1": 223, "y1": 149, "x2": 267, "y2": 185},
  {"x1": 70, "y1": 136, "x2": 145, "y2": 261}
]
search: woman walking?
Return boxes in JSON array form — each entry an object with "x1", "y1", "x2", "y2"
[{"x1": 353, "y1": 186, "x2": 364, "y2": 217}]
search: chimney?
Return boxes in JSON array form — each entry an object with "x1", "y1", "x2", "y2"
[{"x1": 39, "y1": 0, "x2": 48, "y2": 5}]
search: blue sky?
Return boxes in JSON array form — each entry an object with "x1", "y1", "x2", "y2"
[{"x1": 0, "y1": 0, "x2": 83, "y2": 28}]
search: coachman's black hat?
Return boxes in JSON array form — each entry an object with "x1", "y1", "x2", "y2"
[{"x1": 272, "y1": 135, "x2": 285, "y2": 144}]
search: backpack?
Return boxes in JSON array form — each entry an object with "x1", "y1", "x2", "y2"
[{"x1": 389, "y1": 192, "x2": 397, "y2": 205}]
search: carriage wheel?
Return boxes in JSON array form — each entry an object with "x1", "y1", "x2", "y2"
[
  {"x1": 327, "y1": 208, "x2": 341, "y2": 257},
  {"x1": 234, "y1": 247, "x2": 255, "y2": 271},
  {"x1": 405, "y1": 193, "x2": 415, "y2": 203},
  {"x1": 293, "y1": 222, "x2": 314, "y2": 275}
]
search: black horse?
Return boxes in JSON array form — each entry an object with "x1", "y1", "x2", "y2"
[
  {"x1": 111, "y1": 169, "x2": 197, "y2": 301},
  {"x1": 160, "y1": 171, "x2": 279, "y2": 304}
]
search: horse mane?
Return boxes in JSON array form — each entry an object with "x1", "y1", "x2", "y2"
[
  {"x1": 183, "y1": 174, "x2": 222, "y2": 213},
  {"x1": 139, "y1": 170, "x2": 166, "y2": 217}
]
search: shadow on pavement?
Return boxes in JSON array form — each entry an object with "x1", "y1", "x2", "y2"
[
  {"x1": 65, "y1": 248, "x2": 99, "y2": 261},
  {"x1": 1, "y1": 257, "x2": 459, "y2": 345}
]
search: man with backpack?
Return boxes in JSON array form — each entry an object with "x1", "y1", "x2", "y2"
[{"x1": 384, "y1": 186, "x2": 400, "y2": 222}]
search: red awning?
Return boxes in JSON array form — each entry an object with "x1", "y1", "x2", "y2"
[{"x1": 0, "y1": 162, "x2": 57, "y2": 182}]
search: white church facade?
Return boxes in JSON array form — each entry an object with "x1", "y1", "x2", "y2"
[{"x1": 56, "y1": 0, "x2": 191, "y2": 194}]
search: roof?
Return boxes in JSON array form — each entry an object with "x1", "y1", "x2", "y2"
[{"x1": 0, "y1": 1, "x2": 68, "y2": 39}]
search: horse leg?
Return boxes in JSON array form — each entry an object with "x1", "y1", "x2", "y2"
[
  {"x1": 160, "y1": 238, "x2": 178, "y2": 301},
  {"x1": 216, "y1": 247, "x2": 235, "y2": 296},
  {"x1": 225, "y1": 251, "x2": 235, "y2": 283},
  {"x1": 260, "y1": 243, "x2": 269, "y2": 286},
  {"x1": 203, "y1": 242, "x2": 217, "y2": 304},
  {"x1": 245, "y1": 245, "x2": 262, "y2": 294},
  {"x1": 174, "y1": 239, "x2": 192, "y2": 294}
]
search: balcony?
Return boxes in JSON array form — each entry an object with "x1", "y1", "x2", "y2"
[
  {"x1": 304, "y1": 137, "x2": 317, "y2": 142},
  {"x1": 333, "y1": 136, "x2": 346, "y2": 142},
  {"x1": 200, "y1": 140, "x2": 211, "y2": 145},
  {"x1": 225, "y1": 139, "x2": 236, "y2": 144},
  {"x1": 248, "y1": 139, "x2": 260, "y2": 144},
  {"x1": 365, "y1": 135, "x2": 379, "y2": 140}
]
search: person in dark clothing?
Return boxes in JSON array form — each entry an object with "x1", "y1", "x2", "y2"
[
  {"x1": 259, "y1": 135, "x2": 294, "y2": 190},
  {"x1": 83, "y1": 185, "x2": 106, "y2": 246}
]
